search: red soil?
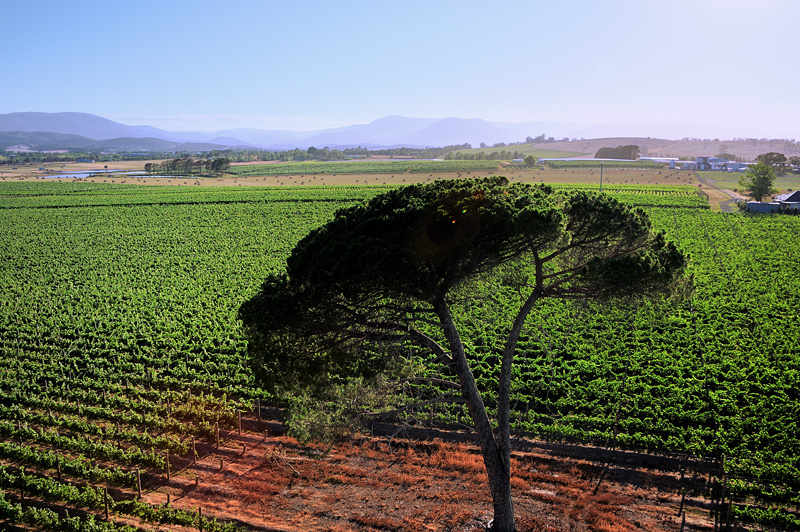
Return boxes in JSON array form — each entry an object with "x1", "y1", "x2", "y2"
[{"x1": 140, "y1": 422, "x2": 716, "y2": 532}]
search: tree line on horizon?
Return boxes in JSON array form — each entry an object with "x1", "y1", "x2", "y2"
[
  {"x1": 594, "y1": 145, "x2": 641, "y2": 160},
  {"x1": 143, "y1": 157, "x2": 231, "y2": 176}
]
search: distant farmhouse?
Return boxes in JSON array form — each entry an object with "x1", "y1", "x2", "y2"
[
  {"x1": 674, "y1": 156, "x2": 752, "y2": 172},
  {"x1": 746, "y1": 190, "x2": 800, "y2": 214}
]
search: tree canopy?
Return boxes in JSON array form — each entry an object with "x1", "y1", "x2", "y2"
[
  {"x1": 756, "y1": 152, "x2": 788, "y2": 176},
  {"x1": 739, "y1": 162, "x2": 777, "y2": 202},
  {"x1": 240, "y1": 177, "x2": 687, "y2": 531},
  {"x1": 594, "y1": 144, "x2": 640, "y2": 160}
]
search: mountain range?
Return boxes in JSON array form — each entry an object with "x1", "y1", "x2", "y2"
[
  {"x1": 0, "y1": 112, "x2": 580, "y2": 152},
  {"x1": 0, "y1": 112, "x2": 790, "y2": 153}
]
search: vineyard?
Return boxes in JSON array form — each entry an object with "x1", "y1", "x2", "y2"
[
  {"x1": 1, "y1": 181, "x2": 799, "y2": 530},
  {"x1": 545, "y1": 160, "x2": 662, "y2": 169},
  {"x1": 226, "y1": 159, "x2": 503, "y2": 177}
]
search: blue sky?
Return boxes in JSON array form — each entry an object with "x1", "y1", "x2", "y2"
[{"x1": 2, "y1": 0, "x2": 798, "y2": 138}]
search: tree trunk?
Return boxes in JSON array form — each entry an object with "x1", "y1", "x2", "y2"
[{"x1": 434, "y1": 299, "x2": 516, "y2": 532}]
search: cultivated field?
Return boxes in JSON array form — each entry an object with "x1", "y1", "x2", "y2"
[
  {"x1": 1, "y1": 160, "x2": 740, "y2": 210},
  {"x1": 536, "y1": 138, "x2": 800, "y2": 161},
  {"x1": 1, "y1": 176, "x2": 799, "y2": 531}
]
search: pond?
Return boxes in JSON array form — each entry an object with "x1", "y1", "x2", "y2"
[{"x1": 40, "y1": 169, "x2": 122, "y2": 179}]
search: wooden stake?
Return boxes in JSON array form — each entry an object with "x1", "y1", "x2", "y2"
[
  {"x1": 166, "y1": 492, "x2": 171, "y2": 506},
  {"x1": 136, "y1": 467, "x2": 142, "y2": 498},
  {"x1": 192, "y1": 436, "x2": 197, "y2": 464},
  {"x1": 238, "y1": 411, "x2": 242, "y2": 435},
  {"x1": 165, "y1": 451, "x2": 170, "y2": 479},
  {"x1": 256, "y1": 398, "x2": 261, "y2": 422},
  {"x1": 725, "y1": 500, "x2": 732, "y2": 530},
  {"x1": 198, "y1": 506, "x2": 203, "y2": 532},
  {"x1": 104, "y1": 487, "x2": 109, "y2": 520},
  {"x1": 215, "y1": 422, "x2": 220, "y2": 449}
]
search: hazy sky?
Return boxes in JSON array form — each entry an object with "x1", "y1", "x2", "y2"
[{"x1": 2, "y1": 0, "x2": 798, "y2": 137}]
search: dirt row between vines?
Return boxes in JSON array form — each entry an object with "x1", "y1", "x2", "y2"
[{"x1": 140, "y1": 418, "x2": 718, "y2": 532}]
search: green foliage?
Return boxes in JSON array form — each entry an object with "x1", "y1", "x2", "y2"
[
  {"x1": 1, "y1": 181, "x2": 799, "y2": 529},
  {"x1": 286, "y1": 369, "x2": 411, "y2": 445},
  {"x1": 756, "y1": 151, "x2": 788, "y2": 176},
  {"x1": 240, "y1": 177, "x2": 686, "y2": 433},
  {"x1": 0, "y1": 491, "x2": 138, "y2": 531},
  {"x1": 739, "y1": 162, "x2": 777, "y2": 202},
  {"x1": 240, "y1": 177, "x2": 565, "y2": 391},
  {"x1": 115, "y1": 499, "x2": 244, "y2": 531},
  {"x1": 594, "y1": 145, "x2": 641, "y2": 160},
  {"x1": 144, "y1": 157, "x2": 231, "y2": 175},
  {"x1": 240, "y1": 177, "x2": 687, "y2": 530},
  {"x1": 445, "y1": 144, "x2": 587, "y2": 160},
  {"x1": 228, "y1": 159, "x2": 501, "y2": 177}
]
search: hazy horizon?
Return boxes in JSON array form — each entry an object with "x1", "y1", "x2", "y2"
[{"x1": 2, "y1": 0, "x2": 798, "y2": 139}]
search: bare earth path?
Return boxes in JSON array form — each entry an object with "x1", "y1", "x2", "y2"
[
  {"x1": 139, "y1": 418, "x2": 718, "y2": 532},
  {"x1": 693, "y1": 171, "x2": 745, "y2": 212}
]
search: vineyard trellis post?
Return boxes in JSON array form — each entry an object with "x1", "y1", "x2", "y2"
[{"x1": 104, "y1": 487, "x2": 109, "y2": 520}]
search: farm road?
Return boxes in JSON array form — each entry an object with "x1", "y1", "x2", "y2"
[{"x1": 693, "y1": 171, "x2": 742, "y2": 212}]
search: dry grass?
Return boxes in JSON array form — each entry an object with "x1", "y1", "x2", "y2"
[
  {"x1": 539, "y1": 137, "x2": 800, "y2": 160},
  {"x1": 138, "y1": 424, "x2": 708, "y2": 532}
]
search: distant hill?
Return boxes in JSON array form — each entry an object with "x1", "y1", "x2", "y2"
[
  {"x1": 0, "y1": 130, "x2": 237, "y2": 153},
  {"x1": 0, "y1": 131, "x2": 97, "y2": 151},
  {"x1": 1, "y1": 112, "x2": 797, "y2": 156},
  {"x1": 0, "y1": 112, "x2": 157, "y2": 140},
  {"x1": 0, "y1": 112, "x2": 578, "y2": 151}
]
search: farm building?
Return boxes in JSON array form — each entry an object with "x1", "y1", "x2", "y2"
[
  {"x1": 677, "y1": 157, "x2": 751, "y2": 172},
  {"x1": 775, "y1": 190, "x2": 800, "y2": 203},
  {"x1": 775, "y1": 190, "x2": 800, "y2": 213},
  {"x1": 745, "y1": 191, "x2": 800, "y2": 214},
  {"x1": 745, "y1": 202, "x2": 781, "y2": 213},
  {"x1": 640, "y1": 156, "x2": 680, "y2": 166}
]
